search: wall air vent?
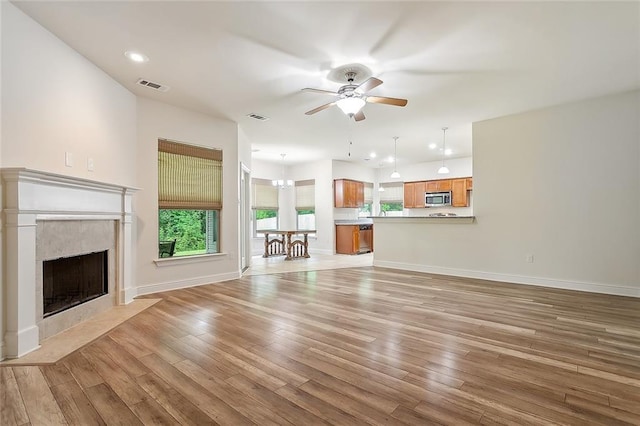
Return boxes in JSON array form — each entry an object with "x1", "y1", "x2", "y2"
[
  {"x1": 247, "y1": 113, "x2": 269, "y2": 121},
  {"x1": 136, "y1": 78, "x2": 170, "y2": 92}
]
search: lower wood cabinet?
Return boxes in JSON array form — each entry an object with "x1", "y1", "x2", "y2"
[{"x1": 336, "y1": 225, "x2": 373, "y2": 254}]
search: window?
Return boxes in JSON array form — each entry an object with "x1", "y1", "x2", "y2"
[
  {"x1": 379, "y1": 182, "x2": 404, "y2": 217},
  {"x1": 158, "y1": 139, "x2": 222, "y2": 257},
  {"x1": 359, "y1": 182, "x2": 373, "y2": 217},
  {"x1": 296, "y1": 180, "x2": 315, "y2": 230},
  {"x1": 252, "y1": 178, "x2": 278, "y2": 236}
]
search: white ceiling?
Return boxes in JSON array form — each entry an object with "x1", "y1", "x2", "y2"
[{"x1": 12, "y1": 1, "x2": 640, "y2": 166}]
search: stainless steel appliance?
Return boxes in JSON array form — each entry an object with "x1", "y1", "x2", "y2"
[
  {"x1": 358, "y1": 224, "x2": 373, "y2": 253},
  {"x1": 425, "y1": 191, "x2": 451, "y2": 207}
]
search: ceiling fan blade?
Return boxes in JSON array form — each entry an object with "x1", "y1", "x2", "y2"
[
  {"x1": 356, "y1": 77, "x2": 383, "y2": 94},
  {"x1": 353, "y1": 110, "x2": 366, "y2": 122},
  {"x1": 305, "y1": 102, "x2": 336, "y2": 115},
  {"x1": 366, "y1": 96, "x2": 408, "y2": 107},
  {"x1": 302, "y1": 88, "x2": 339, "y2": 96}
]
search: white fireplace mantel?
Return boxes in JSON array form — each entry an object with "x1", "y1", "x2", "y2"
[{"x1": 1, "y1": 168, "x2": 139, "y2": 358}]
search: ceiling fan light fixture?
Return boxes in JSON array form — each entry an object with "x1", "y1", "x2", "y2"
[{"x1": 336, "y1": 97, "x2": 366, "y2": 115}]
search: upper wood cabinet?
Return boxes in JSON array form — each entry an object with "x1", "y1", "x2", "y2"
[
  {"x1": 404, "y1": 177, "x2": 473, "y2": 208},
  {"x1": 451, "y1": 178, "x2": 469, "y2": 207},
  {"x1": 426, "y1": 179, "x2": 452, "y2": 192},
  {"x1": 334, "y1": 179, "x2": 364, "y2": 208},
  {"x1": 403, "y1": 181, "x2": 426, "y2": 208}
]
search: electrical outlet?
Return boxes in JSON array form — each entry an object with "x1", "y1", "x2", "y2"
[
  {"x1": 87, "y1": 158, "x2": 94, "y2": 171},
  {"x1": 526, "y1": 254, "x2": 534, "y2": 263},
  {"x1": 65, "y1": 152, "x2": 73, "y2": 167}
]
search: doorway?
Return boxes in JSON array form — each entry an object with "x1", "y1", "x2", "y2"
[{"x1": 240, "y1": 163, "x2": 251, "y2": 272}]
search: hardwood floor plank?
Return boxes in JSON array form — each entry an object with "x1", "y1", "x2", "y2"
[
  {"x1": 139, "y1": 353, "x2": 253, "y2": 425},
  {"x1": 4, "y1": 266, "x2": 640, "y2": 425},
  {"x1": 12, "y1": 366, "x2": 67, "y2": 425},
  {"x1": 49, "y1": 379, "x2": 105, "y2": 425},
  {"x1": 129, "y1": 396, "x2": 182, "y2": 425},
  {"x1": 80, "y1": 344, "x2": 149, "y2": 406},
  {"x1": 1, "y1": 367, "x2": 30, "y2": 426},
  {"x1": 174, "y1": 359, "x2": 294, "y2": 426},
  {"x1": 225, "y1": 373, "x2": 330, "y2": 426},
  {"x1": 61, "y1": 352, "x2": 103, "y2": 389},
  {"x1": 135, "y1": 372, "x2": 216, "y2": 426},
  {"x1": 275, "y1": 384, "x2": 370, "y2": 426},
  {"x1": 298, "y1": 379, "x2": 403, "y2": 425},
  {"x1": 84, "y1": 383, "x2": 143, "y2": 426},
  {"x1": 38, "y1": 364, "x2": 74, "y2": 388}
]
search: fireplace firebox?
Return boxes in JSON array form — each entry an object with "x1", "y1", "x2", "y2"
[{"x1": 43, "y1": 251, "x2": 108, "y2": 317}]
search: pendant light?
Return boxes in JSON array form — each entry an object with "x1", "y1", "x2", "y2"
[
  {"x1": 437, "y1": 127, "x2": 450, "y2": 174},
  {"x1": 390, "y1": 136, "x2": 400, "y2": 178},
  {"x1": 272, "y1": 153, "x2": 293, "y2": 188}
]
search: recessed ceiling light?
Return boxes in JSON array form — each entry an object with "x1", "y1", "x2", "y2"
[
  {"x1": 445, "y1": 148, "x2": 452, "y2": 156},
  {"x1": 387, "y1": 156, "x2": 394, "y2": 163},
  {"x1": 370, "y1": 152, "x2": 377, "y2": 158},
  {"x1": 429, "y1": 143, "x2": 437, "y2": 149},
  {"x1": 124, "y1": 50, "x2": 149, "y2": 63}
]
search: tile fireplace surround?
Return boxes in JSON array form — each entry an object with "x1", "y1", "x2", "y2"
[{"x1": 1, "y1": 168, "x2": 137, "y2": 359}]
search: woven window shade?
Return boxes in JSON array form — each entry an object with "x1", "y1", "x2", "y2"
[
  {"x1": 252, "y1": 178, "x2": 278, "y2": 209},
  {"x1": 379, "y1": 182, "x2": 404, "y2": 202},
  {"x1": 364, "y1": 182, "x2": 373, "y2": 204},
  {"x1": 158, "y1": 140, "x2": 222, "y2": 209},
  {"x1": 295, "y1": 179, "x2": 315, "y2": 210}
]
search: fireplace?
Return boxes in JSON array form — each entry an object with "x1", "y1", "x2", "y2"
[
  {"x1": 43, "y1": 251, "x2": 109, "y2": 318},
  {"x1": 1, "y1": 168, "x2": 138, "y2": 359}
]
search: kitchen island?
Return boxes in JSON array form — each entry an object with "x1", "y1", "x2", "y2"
[{"x1": 371, "y1": 215, "x2": 477, "y2": 276}]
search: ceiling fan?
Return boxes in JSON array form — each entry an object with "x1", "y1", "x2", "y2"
[{"x1": 302, "y1": 71, "x2": 408, "y2": 121}]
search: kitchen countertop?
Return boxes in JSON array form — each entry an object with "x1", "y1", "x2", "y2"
[
  {"x1": 334, "y1": 219, "x2": 374, "y2": 225},
  {"x1": 371, "y1": 216, "x2": 475, "y2": 224}
]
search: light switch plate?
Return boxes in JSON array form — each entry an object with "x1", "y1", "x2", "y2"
[{"x1": 65, "y1": 152, "x2": 73, "y2": 167}]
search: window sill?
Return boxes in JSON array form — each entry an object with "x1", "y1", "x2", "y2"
[{"x1": 154, "y1": 252, "x2": 227, "y2": 267}]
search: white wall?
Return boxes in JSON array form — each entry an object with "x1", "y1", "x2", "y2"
[
  {"x1": 0, "y1": 2, "x2": 138, "y2": 359},
  {"x1": 135, "y1": 97, "x2": 240, "y2": 295},
  {"x1": 374, "y1": 90, "x2": 640, "y2": 297},
  {"x1": 1, "y1": 3, "x2": 137, "y2": 186}
]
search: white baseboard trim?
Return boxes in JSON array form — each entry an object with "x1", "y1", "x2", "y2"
[
  {"x1": 135, "y1": 271, "x2": 241, "y2": 297},
  {"x1": 373, "y1": 260, "x2": 640, "y2": 298}
]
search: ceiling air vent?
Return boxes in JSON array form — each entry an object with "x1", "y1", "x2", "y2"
[
  {"x1": 247, "y1": 113, "x2": 269, "y2": 121},
  {"x1": 136, "y1": 78, "x2": 170, "y2": 92}
]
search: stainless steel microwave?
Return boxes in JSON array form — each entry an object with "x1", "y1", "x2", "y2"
[{"x1": 425, "y1": 191, "x2": 451, "y2": 207}]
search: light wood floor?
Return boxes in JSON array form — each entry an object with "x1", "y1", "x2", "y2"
[{"x1": 2, "y1": 266, "x2": 640, "y2": 425}]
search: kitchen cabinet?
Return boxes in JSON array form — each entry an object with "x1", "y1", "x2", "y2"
[
  {"x1": 403, "y1": 177, "x2": 473, "y2": 208},
  {"x1": 426, "y1": 179, "x2": 452, "y2": 192},
  {"x1": 451, "y1": 178, "x2": 469, "y2": 207},
  {"x1": 336, "y1": 224, "x2": 373, "y2": 254},
  {"x1": 403, "y1": 181, "x2": 426, "y2": 208},
  {"x1": 334, "y1": 179, "x2": 364, "y2": 208}
]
